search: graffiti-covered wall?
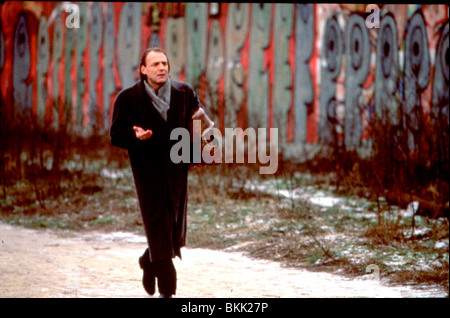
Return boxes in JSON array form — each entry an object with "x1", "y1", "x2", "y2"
[{"x1": 0, "y1": 2, "x2": 448, "y2": 161}]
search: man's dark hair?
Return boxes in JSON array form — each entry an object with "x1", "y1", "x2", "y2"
[{"x1": 139, "y1": 47, "x2": 171, "y2": 82}]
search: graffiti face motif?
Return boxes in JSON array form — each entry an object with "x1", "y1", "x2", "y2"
[
  {"x1": 13, "y1": 15, "x2": 32, "y2": 118},
  {"x1": 206, "y1": 20, "x2": 224, "y2": 126},
  {"x1": 185, "y1": 3, "x2": 207, "y2": 91},
  {"x1": 75, "y1": 2, "x2": 87, "y2": 128},
  {"x1": 319, "y1": 15, "x2": 343, "y2": 147},
  {"x1": 103, "y1": 3, "x2": 115, "y2": 132},
  {"x1": 376, "y1": 14, "x2": 399, "y2": 126},
  {"x1": 118, "y1": 3, "x2": 142, "y2": 89},
  {"x1": 344, "y1": 14, "x2": 370, "y2": 152},
  {"x1": 165, "y1": 17, "x2": 185, "y2": 80},
  {"x1": 324, "y1": 18, "x2": 341, "y2": 76},
  {"x1": 248, "y1": 3, "x2": 271, "y2": 129},
  {"x1": 224, "y1": 3, "x2": 249, "y2": 128},
  {"x1": 404, "y1": 10, "x2": 430, "y2": 152},
  {"x1": 431, "y1": 23, "x2": 449, "y2": 162},
  {"x1": 294, "y1": 3, "x2": 314, "y2": 146},
  {"x1": 273, "y1": 3, "x2": 294, "y2": 149},
  {"x1": 52, "y1": 8, "x2": 63, "y2": 129},
  {"x1": 37, "y1": 17, "x2": 50, "y2": 127}
]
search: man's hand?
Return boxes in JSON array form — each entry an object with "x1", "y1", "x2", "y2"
[{"x1": 133, "y1": 126, "x2": 153, "y2": 141}]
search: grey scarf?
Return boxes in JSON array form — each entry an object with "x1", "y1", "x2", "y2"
[{"x1": 144, "y1": 79, "x2": 171, "y2": 121}]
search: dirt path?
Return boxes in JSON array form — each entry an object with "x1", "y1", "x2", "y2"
[{"x1": 0, "y1": 222, "x2": 445, "y2": 298}]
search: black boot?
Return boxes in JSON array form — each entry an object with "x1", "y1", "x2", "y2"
[
  {"x1": 139, "y1": 249, "x2": 156, "y2": 296},
  {"x1": 155, "y1": 258, "x2": 177, "y2": 297}
]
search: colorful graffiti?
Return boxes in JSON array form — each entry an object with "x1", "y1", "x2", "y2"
[
  {"x1": 318, "y1": 13, "x2": 342, "y2": 148},
  {"x1": 0, "y1": 2, "x2": 448, "y2": 161}
]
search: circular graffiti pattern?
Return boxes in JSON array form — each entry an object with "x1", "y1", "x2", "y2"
[
  {"x1": 432, "y1": 23, "x2": 449, "y2": 125},
  {"x1": 410, "y1": 26, "x2": 424, "y2": 76},
  {"x1": 375, "y1": 13, "x2": 399, "y2": 126},
  {"x1": 438, "y1": 24, "x2": 449, "y2": 83},
  {"x1": 350, "y1": 23, "x2": 363, "y2": 70},
  {"x1": 346, "y1": 14, "x2": 370, "y2": 81},
  {"x1": 344, "y1": 14, "x2": 370, "y2": 151},
  {"x1": 379, "y1": 16, "x2": 397, "y2": 79},
  {"x1": 323, "y1": 15, "x2": 342, "y2": 77},
  {"x1": 14, "y1": 15, "x2": 30, "y2": 79},
  {"x1": 404, "y1": 11, "x2": 430, "y2": 89},
  {"x1": 13, "y1": 14, "x2": 32, "y2": 117},
  {"x1": 37, "y1": 17, "x2": 49, "y2": 73}
]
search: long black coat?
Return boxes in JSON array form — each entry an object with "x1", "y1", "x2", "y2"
[{"x1": 110, "y1": 79, "x2": 201, "y2": 262}]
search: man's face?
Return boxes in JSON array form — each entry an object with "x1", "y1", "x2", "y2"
[{"x1": 141, "y1": 51, "x2": 169, "y2": 90}]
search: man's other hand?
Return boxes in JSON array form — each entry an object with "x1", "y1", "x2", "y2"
[{"x1": 133, "y1": 126, "x2": 153, "y2": 140}]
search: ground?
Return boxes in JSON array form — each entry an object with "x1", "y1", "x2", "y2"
[
  {"x1": 0, "y1": 222, "x2": 445, "y2": 298},
  {"x1": 0, "y1": 160, "x2": 448, "y2": 298}
]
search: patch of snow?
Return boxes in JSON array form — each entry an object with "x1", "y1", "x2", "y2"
[
  {"x1": 310, "y1": 196, "x2": 341, "y2": 208},
  {"x1": 435, "y1": 240, "x2": 448, "y2": 249},
  {"x1": 406, "y1": 201, "x2": 420, "y2": 215},
  {"x1": 100, "y1": 168, "x2": 125, "y2": 180},
  {"x1": 86, "y1": 232, "x2": 147, "y2": 244}
]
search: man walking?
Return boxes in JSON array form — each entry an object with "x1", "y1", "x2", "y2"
[{"x1": 110, "y1": 47, "x2": 204, "y2": 297}]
